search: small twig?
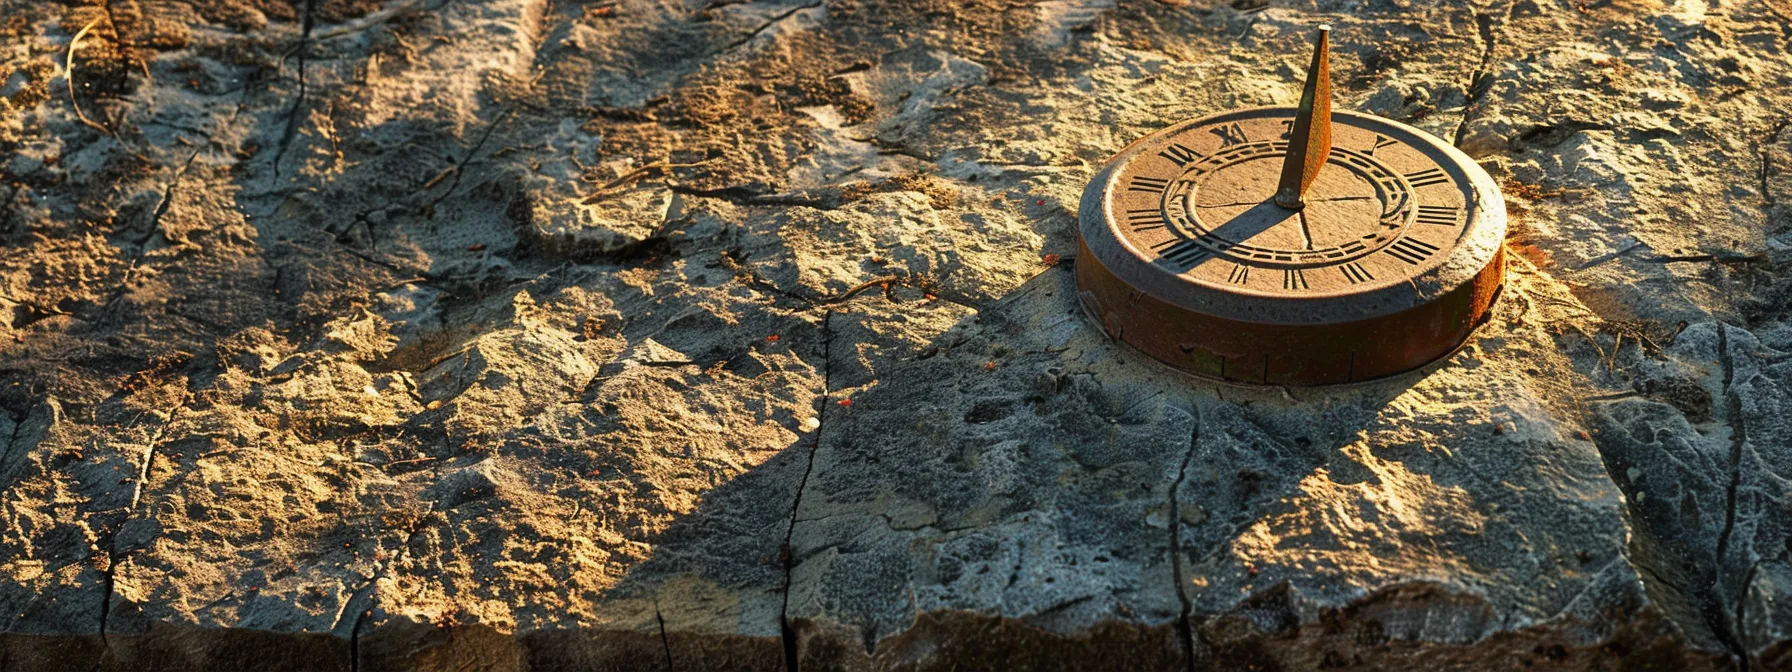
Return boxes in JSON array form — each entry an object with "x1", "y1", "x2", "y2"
[
  {"x1": 422, "y1": 164, "x2": 456, "y2": 190},
  {"x1": 818, "y1": 275, "x2": 900, "y2": 305},
  {"x1": 580, "y1": 160, "x2": 712, "y2": 203},
  {"x1": 65, "y1": 18, "x2": 111, "y2": 134},
  {"x1": 1648, "y1": 251, "x2": 1769, "y2": 265},
  {"x1": 1572, "y1": 240, "x2": 1646, "y2": 271},
  {"x1": 311, "y1": 0, "x2": 429, "y2": 41},
  {"x1": 380, "y1": 456, "x2": 437, "y2": 470},
  {"x1": 378, "y1": 277, "x2": 430, "y2": 291}
]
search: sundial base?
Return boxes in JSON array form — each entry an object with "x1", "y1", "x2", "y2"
[{"x1": 1075, "y1": 235, "x2": 1504, "y2": 386}]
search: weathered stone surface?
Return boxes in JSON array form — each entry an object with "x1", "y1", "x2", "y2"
[{"x1": 2, "y1": 0, "x2": 1791, "y2": 669}]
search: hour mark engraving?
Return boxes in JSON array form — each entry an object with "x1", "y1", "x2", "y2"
[
  {"x1": 1283, "y1": 268, "x2": 1308, "y2": 290},
  {"x1": 1126, "y1": 208, "x2": 1168, "y2": 231},
  {"x1": 1161, "y1": 240, "x2": 1212, "y2": 268},
  {"x1": 1130, "y1": 176, "x2": 1171, "y2": 193},
  {"x1": 1367, "y1": 134, "x2": 1398, "y2": 155},
  {"x1": 1159, "y1": 143, "x2": 1203, "y2": 167},
  {"x1": 1387, "y1": 238, "x2": 1440, "y2": 264},
  {"x1": 1340, "y1": 262, "x2": 1374, "y2": 284},
  {"x1": 1405, "y1": 168, "x2": 1449, "y2": 188},
  {"x1": 1211, "y1": 123, "x2": 1248, "y2": 147},
  {"x1": 1227, "y1": 264, "x2": 1250, "y2": 285},
  {"x1": 1414, "y1": 204, "x2": 1460, "y2": 226}
]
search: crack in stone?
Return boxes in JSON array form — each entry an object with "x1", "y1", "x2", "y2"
[
  {"x1": 655, "y1": 598, "x2": 674, "y2": 671},
  {"x1": 139, "y1": 176, "x2": 181, "y2": 248},
  {"x1": 425, "y1": 107, "x2": 518, "y2": 219},
  {"x1": 128, "y1": 392, "x2": 189, "y2": 513},
  {"x1": 329, "y1": 514, "x2": 440, "y2": 670},
  {"x1": 96, "y1": 561, "x2": 115, "y2": 671},
  {"x1": 0, "y1": 407, "x2": 30, "y2": 487},
  {"x1": 778, "y1": 307, "x2": 832, "y2": 672},
  {"x1": 98, "y1": 148, "x2": 202, "y2": 314},
  {"x1": 92, "y1": 388, "x2": 193, "y2": 668},
  {"x1": 339, "y1": 579, "x2": 375, "y2": 672},
  {"x1": 1582, "y1": 325, "x2": 1757, "y2": 664},
  {"x1": 1451, "y1": 6, "x2": 1508, "y2": 149},
  {"x1": 272, "y1": 0, "x2": 321, "y2": 182},
  {"x1": 1167, "y1": 403, "x2": 1200, "y2": 672},
  {"x1": 1715, "y1": 324, "x2": 1744, "y2": 569},
  {"x1": 349, "y1": 610, "x2": 365, "y2": 672},
  {"x1": 1712, "y1": 322, "x2": 1753, "y2": 671},
  {"x1": 720, "y1": 1, "x2": 825, "y2": 54}
]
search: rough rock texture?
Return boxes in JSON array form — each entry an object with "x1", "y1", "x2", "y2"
[{"x1": 1, "y1": 0, "x2": 1790, "y2": 670}]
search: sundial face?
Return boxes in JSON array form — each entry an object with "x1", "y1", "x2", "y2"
[
  {"x1": 1111, "y1": 109, "x2": 1469, "y2": 298},
  {"x1": 1073, "y1": 26, "x2": 1505, "y2": 386}
]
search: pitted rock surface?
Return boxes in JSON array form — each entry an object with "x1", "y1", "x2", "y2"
[{"x1": 2, "y1": 0, "x2": 1791, "y2": 670}]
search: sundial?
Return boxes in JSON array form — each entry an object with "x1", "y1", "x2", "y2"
[{"x1": 1075, "y1": 26, "x2": 1506, "y2": 386}]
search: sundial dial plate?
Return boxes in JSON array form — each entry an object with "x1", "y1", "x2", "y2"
[{"x1": 1096, "y1": 107, "x2": 1494, "y2": 314}]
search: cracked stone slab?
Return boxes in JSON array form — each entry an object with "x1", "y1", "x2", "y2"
[
  {"x1": 5, "y1": 0, "x2": 1792, "y2": 669},
  {"x1": 786, "y1": 268, "x2": 1192, "y2": 669}
]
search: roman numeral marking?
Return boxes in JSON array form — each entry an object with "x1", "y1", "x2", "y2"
[
  {"x1": 1405, "y1": 168, "x2": 1449, "y2": 188},
  {"x1": 1283, "y1": 268, "x2": 1308, "y2": 290},
  {"x1": 1414, "y1": 204, "x2": 1460, "y2": 226},
  {"x1": 1211, "y1": 123, "x2": 1248, "y2": 147},
  {"x1": 1387, "y1": 238, "x2": 1440, "y2": 264},
  {"x1": 1160, "y1": 240, "x2": 1212, "y2": 267},
  {"x1": 1129, "y1": 176, "x2": 1171, "y2": 193},
  {"x1": 1126, "y1": 208, "x2": 1167, "y2": 231},
  {"x1": 1227, "y1": 264, "x2": 1250, "y2": 285},
  {"x1": 1340, "y1": 262, "x2": 1374, "y2": 284},
  {"x1": 1367, "y1": 134, "x2": 1398, "y2": 155},
  {"x1": 1159, "y1": 143, "x2": 1203, "y2": 167}
]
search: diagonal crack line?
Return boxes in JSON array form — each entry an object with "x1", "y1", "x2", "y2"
[
  {"x1": 1452, "y1": 5, "x2": 1509, "y2": 149},
  {"x1": 655, "y1": 598, "x2": 675, "y2": 671},
  {"x1": 0, "y1": 407, "x2": 30, "y2": 487},
  {"x1": 272, "y1": 0, "x2": 321, "y2": 182},
  {"x1": 349, "y1": 604, "x2": 368, "y2": 672},
  {"x1": 136, "y1": 149, "x2": 202, "y2": 248},
  {"x1": 779, "y1": 308, "x2": 833, "y2": 672},
  {"x1": 337, "y1": 517, "x2": 437, "y2": 670},
  {"x1": 1167, "y1": 403, "x2": 1201, "y2": 672},
  {"x1": 721, "y1": 1, "x2": 824, "y2": 54},
  {"x1": 98, "y1": 388, "x2": 193, "y2": 663},
  {"x1": 1714, "y1": 324, "x2": 1748, "y2": 567},
  {"x1": 128, "y1": 391, "x2": 190, "y2": 513},
  {"x1": 330, "y1": 578, "x2": 377, "y2": 636},
  {"x1": 101, "y1": 148, "x2": 202, "y2": 312},
  {"x1": 96, "y1": 558, "x2": 116, "y2": 671},
  {"x1": 1711, "y1": 323, "x2": 1752, "y2": 670},
  {"x1": 331, "y1": 577, "x2": 377, "y2": 672},
  {"x1": 425, "y1": 106, "x2": 517, "y2": 217}
]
